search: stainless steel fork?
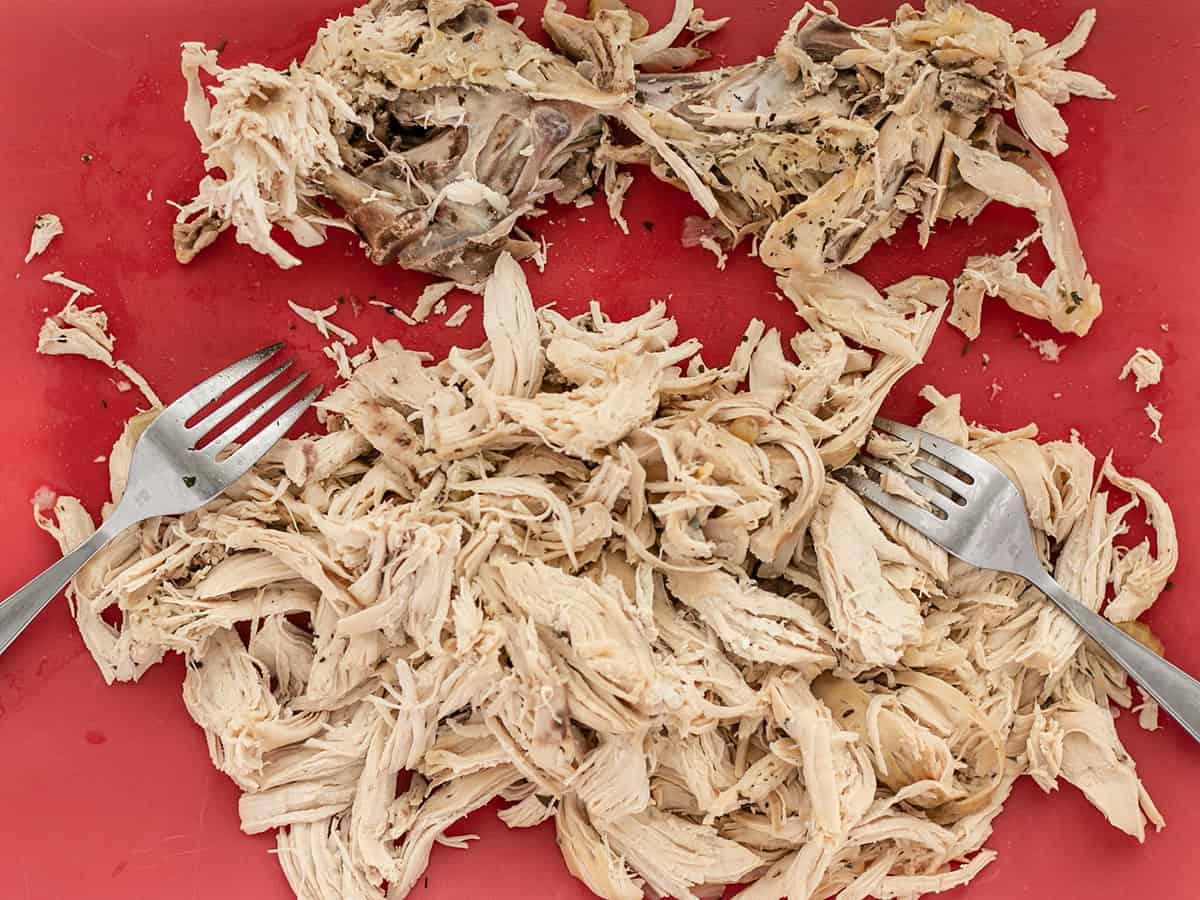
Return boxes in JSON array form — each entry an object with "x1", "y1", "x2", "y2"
[
  {"x1": 0, "y1": 343, "x2": 320, "y2": 657},
  {"x1": 838, "y1": 416, "x2": 1200, "y2": 743}
]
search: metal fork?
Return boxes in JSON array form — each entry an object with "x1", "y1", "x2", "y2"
[
  {"x1": 838, "y1": 416, "x2": 1200, "y2": 743},
  {"x1": 0, "y1": 343, "x2": 320, "y2": 657}
]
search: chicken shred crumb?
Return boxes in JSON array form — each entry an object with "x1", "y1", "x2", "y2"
[
  {"x1": 43, "y1": 270, "x2": 94, "y2": 296},
  {"x1": 1021, "y1": 330, "x2": 1065, "y2": 362},
  {"x1": 25, "y1": 213, "x2": 63, "y2": 263},
  {"x1": 323, "y1": 341, "x2": 374, "y2": 380},
  {"x1": 412, "y1": 282, "x2": 457, "y2": 324},
  {"x1": 1120, "y1": 347, "x2": 1163, "y2": 391},
  {"x1": 1135, "y1": 690, "x2": 1161, "y2": 732},
  {"x1": 288, "y1": 301, "x2": 359, "y2": 345},
  {"x1": 444, "y1": 304, "x2": 471, "y2": 328},
  {"x1": 369, "y1": 299, "x2": 417, "y2": 326},
  {"x1": 1144, "y1": 403, "x2": 1164, "y2": 444}
]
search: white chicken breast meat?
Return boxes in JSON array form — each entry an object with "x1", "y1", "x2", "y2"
[{"x1": 39, "y1": 247, "x2": 1175, "y2": 900}]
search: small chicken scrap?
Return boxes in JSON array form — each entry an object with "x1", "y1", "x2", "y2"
[
  {"x1": 39, "y1": 255, "x2": 1176, "y2": 900},
  {"x1": 1120, "y1": 347, "x2": 1163, "y2": 392},
  {"x1": 25, "y1": 213, "x2": 63, "y2": 263},
  {"x1": 174, "y1": 0, "x2": 1110, "y2": 339}
]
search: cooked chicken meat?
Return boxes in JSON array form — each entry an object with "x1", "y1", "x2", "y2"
[
  {"x1": 29, "y1": 0, "x2": 1171, "y2": 897},
  {"x1": 37, "y1": 297, "x2": 161, "y2": 407},
  {"x1": 1120, "y1": 347, "x2": 1164, "y2": 392},
  {"x1": 1143, "y1": 402, "x2": 1164, "y2": 444},
  {"x1": 38, "y1": 251, "x2": 1175, "y2": 899},
  {"x1": 1021, "y1": 329, "x2": 1065, "y2": 362},
  {"x1": 174, "y1": 0, "x2": 620, "y2": 281},
  {"x1": 25, "y1": 213, "x2": 63, "y2": 263},
  {"x1": 173, "y1": 0, "x2": 1111, "y2": 339}
]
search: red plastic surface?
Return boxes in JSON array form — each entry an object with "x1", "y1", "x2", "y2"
[{"x1": 1, "y1": 1, "x2": 1198, "y2": 897}]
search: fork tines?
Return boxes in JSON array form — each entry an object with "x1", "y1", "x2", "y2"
[
  {"x1": 160, "y1": 342, "x2": 321, "y2": 473},
  {"x1": 834, "y1": 416, "x2": 975, "y2": 537}
]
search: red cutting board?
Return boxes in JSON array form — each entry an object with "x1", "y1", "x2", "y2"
[{"x1": 0, "y1": 1, "x2": 1197, "y2": 898}]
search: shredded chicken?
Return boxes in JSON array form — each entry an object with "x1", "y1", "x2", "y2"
[
  {"x1": 43, "y1": 270, "x2": 94, "y2": 295},
  {"x1": 444, "y1": 303, "x2": 471, "y2": 327},
  {"x1": 1144, "y1": 403, "x2": 1164, "y2": 444},
  {"x1": 289, "y1": 301, "x2": 359, "y2": 345},
  {"x1": 1102, "y1": 456, "x2": 1177, "y2": 623},
  {"x1": 1134, "y1": 687, "x2": 1161, "y2": 733},
  {"x1": 25, "y1": 213, "x2": 63, "y2": 263},
  {"x1": 369, "y1": 299, "x2": 418, "y2": 326},
  {"x1": 36, "y1": 249, "x2": 1177, "y2": 899},
  {"x1": 1021, "y1": 329, "x2": 1065, "y2": 362},
  {"x1": 1120, "y1": 347, "x2": 1163, "y2": 391},
  {"x1": 323, "y1": 341, "x2": 375, "y2": 381},
  {"x1": 172, "y1": 0, "x2": 1112, "y2": 340},
  {"x1": 37, "y1": 298, "x2": 161, "y2": 407},
  {"x1": 412, "y1": 282, "x2": 457, "y2": 323}
]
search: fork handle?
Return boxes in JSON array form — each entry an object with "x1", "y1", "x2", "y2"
[
  {"x1": 1026, "y1": 566, "x2": 1200, "y2": 743},
  {"x1": 0, "y1": 523, "x2": 119, "y2": 658}
]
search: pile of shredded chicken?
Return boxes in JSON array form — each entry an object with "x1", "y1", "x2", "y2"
[
  {"x1": 174, "y1": 0, "x2": 1110, "y2": 337},
  {"x1": 37, "y1": 252, "x2": 1176, "y2": 899}
]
